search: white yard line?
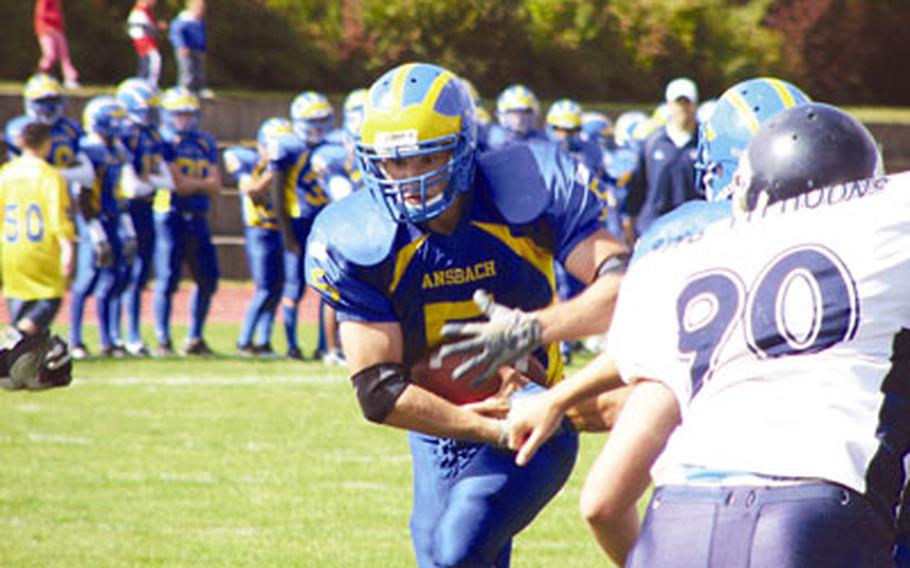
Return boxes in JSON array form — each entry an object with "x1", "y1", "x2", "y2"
[{"x1": 73, "y1": 374, "x2": 343, "y2": 387}]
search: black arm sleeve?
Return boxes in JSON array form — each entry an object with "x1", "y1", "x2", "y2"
[{"x1": 350, "y1": 363, "x2": 410, "y2": 424}]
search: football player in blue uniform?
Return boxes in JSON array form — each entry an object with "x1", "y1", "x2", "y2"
[
  {"x1": 68, "y1": 97, "x2": 138, "y2": 358},
  {"x1": 460, "y1": 78, "x2": 492, "y2": 149},
  {"x1": 5, "y1": 74, "x2": 95, "y2": 192},
  {"x1": 505, "y1": 77, "x2": 812, "y2": 565},
  {"x1": 113, "y1": 77, "x2": 174, "y2": 356},
  {"x1": 310, "y1": 88, "x2": 367, "y2": 364},
  {"x1": 545, "y1": 98, "x2": 617, "y2": 363},
  {"x1": 305, "y1": 62, "x2": 628, "y2": 567},
  {"x1": 283, "y1": 91, "x2": 336, "y2": 359},
  {"x1": 225, "y1": 118, "x2": 298, "y2": 357},
  {"x1": 482, "y1": 83, "x2": 548, "y2": 152},
  {"x1": 581, "y1": 111, "x2": 624, "y2": 234},
  {"x1": 152, "y1": 87, "x2": 221, "y2": 356}
]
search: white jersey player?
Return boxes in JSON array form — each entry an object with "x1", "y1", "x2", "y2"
[{"x1": 602, "y1": 103, "x2": 898, "y2": 567}]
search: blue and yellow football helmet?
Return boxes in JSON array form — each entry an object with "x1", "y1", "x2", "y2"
[
  {"x1": 342, "y1": 88, "x2": 368, "y2": 141},
  {"x1": 290, "y1": 91, "x2": 335, "y2": 146},
  {"x1": 357, "y1": 62, "x2": 477, "y2": 224},
  {"x1": 496, "y1": 84, "x2": 539, "y2": 135},
  {"x1": 23, "y1": 74, "x2": 65, "y2": 125},
  {"x1": 161, "y1": 87, "x2": 201, "y2": 134},
  {"x1": 546, "y1": 99, "x2": 583, "y2": 131},
  {"x1": 696, "y1": 77, "x2": 810, "y2": 201},
  {"x1": 83, "y1": 96, "x2": 127, "y2": 139},
  {"x1": 256, "y1": 116, "x2": 295, "y2": 158},
  {"x1": 613, "y1": 111, "x2": 647, "y2": 148},
  {"x1": 116, "y1": 77, "x2": 161, "y2": 127},
  {"x1": 580, "y1": 111, "x2": 614, "y2": 145}
]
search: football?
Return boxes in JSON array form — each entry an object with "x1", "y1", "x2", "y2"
[{"x1": 410, "y1": 349, "x2": 548, "y2": 405}]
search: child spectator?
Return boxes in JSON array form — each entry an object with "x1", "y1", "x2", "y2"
[
  {"x1": 127, "y1": 0, "x2": 167, "y2": 88},
  {"x1": 34, "y1": 0, "x2": 80, "y2": 89},
  {"x1": 169, "y1": 0, "x2": 213, "y2": 99},
  {"x1": 0, "y1": 121, "x2": 75, "y2": 335}
]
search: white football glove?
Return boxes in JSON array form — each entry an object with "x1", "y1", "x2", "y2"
[
  {"x1": 440, "y1": 289, "x2": 542, "y2": 387},
  {"x1": 87, "y1": 218, "x2": 113, "y2": 268},
  {"x1": 119, "y1": 212, "x2": 139, "y2": 265}
]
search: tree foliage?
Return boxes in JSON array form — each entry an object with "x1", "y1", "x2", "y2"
[{"x1": 1, "y1": 0, "x2": 907, "y2": 104}]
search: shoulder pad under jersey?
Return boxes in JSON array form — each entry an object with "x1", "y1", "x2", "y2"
[
  {"x1": 309, "y1": 187, "x2": 397, "y2": 267},
  {"x1": 79, "y1": 135, "x2": 109, "y2": 166},
  {"x1": 475, "y1": 140, "x2": 566, "y2": 225},
  {"x1": 193, "y1": 130, "x2": 219, "y2": 156},
  {"x1": 4, "y1": 115, "x2": 32, "y2": 156},
  {"x1": 606, "y1": 147, "x2": 638, "y2": 186},
  {"x1": 222, "y1": 146, "x2": 259, "y2": 181},
  {"x1": 311, "y1": 141, "x2": 348, "y2": 174},
  {"x1": 159, "y1": 124, "x2": 176, "y2": 143},
  {"x1": 56, "y1": 117, "x2": 82, "y2": 140},
  {"x1": 482, "y1": 124, "x2": 511, "y2": 152},
  {"x1": 632, "y1": 200, "x2": 732, "y2": 263},
  {"x1": 324, "y1": 129, "x2": 345, "y2": 146},
  {"x1": 265, "y1": 133, "x2": 304, "y2": 167}
]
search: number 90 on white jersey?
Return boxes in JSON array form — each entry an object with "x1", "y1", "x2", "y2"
[{"x1": 607, "y1": 171, "x2": 910, "y2": 493}]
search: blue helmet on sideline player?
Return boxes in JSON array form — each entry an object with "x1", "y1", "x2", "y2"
[
  {"x1": 696, "y1": 77, "x2": 811, "y2": 202},
  {"x1": 342, "y1": 88, "x2": 368, "y2": 142},
  {"x1": 496, "y1": 84, "x2": 539, "y2": 136},
  {"x1": 356, "y1": 62, "x2": 477, "y2": 224},
  {"x1": 23, "y1": 74, "x2": 65, "y2": 125},
  {"x1": 545, "y1": 98, "x2": 584, "y2": 150},
  {"x1": 613, "y1": 110, "x2": 647, "y2": 148},
  {"x1": 83, "y1": 96, "x2": 127, "y2": 140},
  {"x1": 256, "y1": 117, "x2": 294, "y2": 154},
  {"x1": 161, "y1": 87, "x2": 201, "y2": 135},
  {"x1": 290, "y1": 91, "x2": 335, "y2": 146},
  {"x1": 116, "y1": 78, "x2": 161, "y2": 128},
  {"x1": 581, "y1": 111, "x2": 614, "y2": 147}
]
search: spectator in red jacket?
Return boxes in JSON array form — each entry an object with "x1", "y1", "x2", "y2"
[
  {"x1": 128, "y1": 0, "x2": 168, "y2": 88},
  {"x1": 34, "y1": 0, "x2": 80, "y2": 90}
]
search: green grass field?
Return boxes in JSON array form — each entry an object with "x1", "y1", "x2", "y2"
[{"x1": 0, "y1": 322, "x2": 641, "y2": 567}]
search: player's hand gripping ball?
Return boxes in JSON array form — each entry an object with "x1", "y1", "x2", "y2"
[{"x1": 410, "y1": 348, "x2": 547, "y2": 405}]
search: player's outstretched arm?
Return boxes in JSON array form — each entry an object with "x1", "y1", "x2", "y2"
[
  {"x1": 580, "y1": 378, "x2": 679, "y2": 565},
  {"x1": 508, "y1": 351, "x2": 628, "y2": 466},
  {"x1": 341, "y1": 320, "x2": 507, "y2": 446},
  {"x1": 441, "y1": 229, "x2": 627, "y2": 384},
  {"x1": 537, "y1": 228, "x2": 627, "y2": 342}
]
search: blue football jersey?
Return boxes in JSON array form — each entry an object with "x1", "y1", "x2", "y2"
[
  {"x1": 272, "y1": 139, "x2": 331, "y2": 220},
  {"x1": 80, "y1": 136, "x2": 126, "y2": 217},
  {"x1": 306, "y1": 142, "x2": 604, "y2": 386},
  {"x1": 310, "y1": 140, "x2": 362, "y2": 199},
  {"x1": 121, "y1": 125, "x2": 166, "y2": 182},
  {"x1": 154, "y1": 127, "x2": 219, "y2": 214},
  {"x1": 5, "y1": 114, "x2": 82, "y2": 168},
  {"x1": 482, "y1": 124, "x2": 549, "y2": 152}
]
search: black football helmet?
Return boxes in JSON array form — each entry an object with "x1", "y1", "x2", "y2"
[{"x1": 743, "y1": 103, "x2": 879, "y2": 210}]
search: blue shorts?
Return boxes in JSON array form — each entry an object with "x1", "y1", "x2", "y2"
[
  {"x1": 6, "y1": 298, "x2": 62, "y2": 330},
  {"x1": 627, "y1": 483, "x2": 894, "y2": 568},
  {"x1": 408, "y1": 382, "x2": 578, "y2": 567}
]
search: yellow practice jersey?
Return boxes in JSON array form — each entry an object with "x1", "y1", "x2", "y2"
[{"x1": 0, "y1": 155, "x2": 75, "y2": 299}]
